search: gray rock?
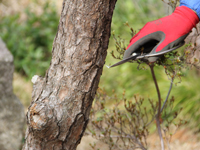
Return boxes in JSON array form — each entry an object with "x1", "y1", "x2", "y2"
[{"x1": 0, "y1": 38, "x2": 25, "y2": 150}]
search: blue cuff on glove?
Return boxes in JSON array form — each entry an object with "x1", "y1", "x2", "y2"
[{"x1": 180, "y1": 0, "x2": 200, "y2": 19}]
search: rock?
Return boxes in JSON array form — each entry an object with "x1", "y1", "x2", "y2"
[{"x1": 0, "y1": 38, "x2": 25, "y2": 150}]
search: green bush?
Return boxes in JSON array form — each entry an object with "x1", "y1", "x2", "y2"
[
  {"x1": 0, "y1": 2, "x2": 59, "y2": 79},
  {"x1": 102, "y1": 0, "x2": 200, "y2": 130},
  {"x1": 0, "y1": 0, "x2": 164, "y2": 79}
]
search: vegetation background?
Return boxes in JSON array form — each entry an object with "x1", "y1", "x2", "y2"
[{"x1": 0, "y1": 0, "x2": 200, "y2": 149}]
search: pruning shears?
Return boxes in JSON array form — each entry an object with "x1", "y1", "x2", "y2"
[{"x1": 107, "y1": 42, "x2": 184, "y2": 68}]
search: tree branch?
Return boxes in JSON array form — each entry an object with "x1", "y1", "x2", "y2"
[
  {"x1": 161, "y1": 76, "x2": 174, "y2": 113},
  {"x1": 149, "y1": 63, "x2": 165, "y2": 150}
]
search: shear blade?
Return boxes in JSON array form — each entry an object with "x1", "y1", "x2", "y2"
[
  {"x1": 107, "y1": 42, "x2": 185, "y2": 68},
  {"x1": 107, "y1": 54, "x2": 140, "y2": 68},
  {"x1": 145, "y1": 42, "x2": 185, "y2": 57}
]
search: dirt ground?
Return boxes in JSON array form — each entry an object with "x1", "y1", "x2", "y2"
[{"x1": 77, "y1": 129, "x2": 200, "y2": 150}]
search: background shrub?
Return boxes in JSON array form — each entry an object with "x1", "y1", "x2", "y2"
[{"x1": 0, "y1": 1, "x2": 59, "y2": 78}]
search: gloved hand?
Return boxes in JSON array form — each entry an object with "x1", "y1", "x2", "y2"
[{"x1": 124, "y1": 4, "x2": 200, "y2": 62}]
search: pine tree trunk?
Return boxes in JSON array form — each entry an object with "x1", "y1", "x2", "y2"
[{"x1": 22, "y1": 0, "x2": 117, "y2": 149}]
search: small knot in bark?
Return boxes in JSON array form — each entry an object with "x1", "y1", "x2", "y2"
[{"x1": 29, "y1": 103, "x2": 48, "y2": 131}]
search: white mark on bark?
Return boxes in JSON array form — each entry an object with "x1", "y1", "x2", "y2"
[{"x1": 31, "y1": 75, "x2": 39, "y2": 84}]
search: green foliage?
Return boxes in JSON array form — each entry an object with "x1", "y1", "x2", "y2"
[
  {"x1": 103, "y1": 0, "x2": 166, "y2": 98},
  {"x1": 111, "y1": 0, "x2": 165, "y2": 41},
  {"x1": 0, "y1": 1, "x2": 59, "y2": 79},
  {"x1": 100, "y1": 0, "x2": 200, "y2": 131},
  {"x1": 104, "y1": 24, "x2": 200, "y2": 130}
]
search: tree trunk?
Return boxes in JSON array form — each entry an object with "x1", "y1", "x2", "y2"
[{"x1": 22, "y1": 0, "x2": 117, "y2": 149}]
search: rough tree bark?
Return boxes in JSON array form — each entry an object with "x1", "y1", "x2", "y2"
[
  {"x1": 185, "y1": 23, "x2": 200, "y2": 73},
  {"x1": 22, "y1": 0, "x2": 117, "y2": 149}
]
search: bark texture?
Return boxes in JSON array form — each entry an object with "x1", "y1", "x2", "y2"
[
  {"x1": 185, "y1": 23, "x2": 200, "y2": 74},
  {"x1": 23, "y1": 0, "x2": 117, "y2": 149}
]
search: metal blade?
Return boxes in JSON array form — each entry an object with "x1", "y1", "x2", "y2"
[
  {"x1": 144, "y1": 42, "x2": 185, "y2": 58},
  {"x1": 107, "y1": 42, "x2": 185, "y2": 68},
  {"x1": 107, "y1": 54, "x2": 140, "y2": 68}
]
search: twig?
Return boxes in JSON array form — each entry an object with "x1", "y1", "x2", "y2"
[
  {"x1": 149, "y1": 63, "x2": 165, "y2": 150},
  {"x1": 85, "y1": 132, "x2": 147, "y2": 150},
  {"x1": 163, "y1": 129, "x2": 171, "y2": 150},
  {"x1": 161, "y1": 76, "x2": 174, "y2": 113}
]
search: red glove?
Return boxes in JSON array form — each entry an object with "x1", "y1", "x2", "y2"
[{"x1": 124, "y1": 6, "x2": 199, "y2": 62}]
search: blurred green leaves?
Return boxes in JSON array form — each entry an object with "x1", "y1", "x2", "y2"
[
  {"x1": 102, "y1": 0, "x2": 200, "y2": 130},
  {"x1": 111, "y1": 0, "x2": 165, "y2": 39},
  {"x1": 0, "y1": 1, "x2": 59, "y2": 78}
]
